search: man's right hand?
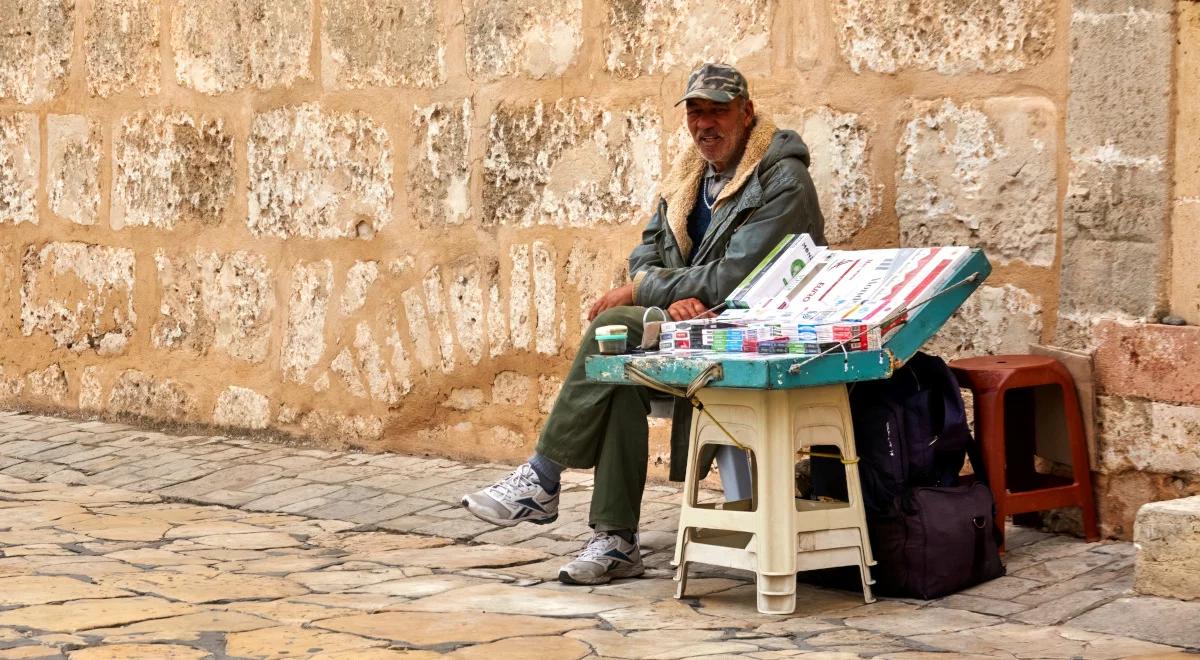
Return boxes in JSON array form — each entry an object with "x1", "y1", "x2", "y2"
[
  {"x1": 667, "y1": 297, "x2": 715, "y2": 321},
  {"x1": 588, "y1": 283, "x2": 636, "y2": 321}
]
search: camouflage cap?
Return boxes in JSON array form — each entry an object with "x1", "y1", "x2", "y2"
[{"x1": 675, "y1": 63, "x2": 749, "y2": 106}]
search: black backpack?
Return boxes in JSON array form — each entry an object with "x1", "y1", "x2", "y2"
[
  {"x1": 809, "y1": 351, "x2": 1005, "y2": 598},
  {"x1": 851, "y1": 351, "x2": 974, "y2": 516},
  {"x1": 810, "y1": 351, "x2": 971, "y2": 513}
]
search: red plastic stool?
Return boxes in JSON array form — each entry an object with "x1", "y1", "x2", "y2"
[{"x1": 949, "y1": 355, "x2": 1099, "y2": 550}]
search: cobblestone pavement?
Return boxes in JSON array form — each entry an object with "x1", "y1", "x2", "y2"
[{"x1": 0, "y1": 411, "x2": 1196, "y2": 659}]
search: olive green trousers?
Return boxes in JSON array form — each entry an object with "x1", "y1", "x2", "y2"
[{"x1": 536, "y1": 306, "x2": 652, "y2": 532}]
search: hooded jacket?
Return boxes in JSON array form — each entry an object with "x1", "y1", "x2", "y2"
[
  {"x1": 626, "y1": 115, "x2": 826, "y2": 481},
  {"x1": 629, "y1": 115, "x2": 826, "y2": 311}
]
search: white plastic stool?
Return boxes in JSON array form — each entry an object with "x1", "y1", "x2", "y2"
[{"x1": 672, "y1": 384, "x2": 876, "y2": 614}]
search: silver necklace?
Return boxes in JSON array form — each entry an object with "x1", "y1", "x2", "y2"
[{"x1": 703, "y1": 176, "x2": 717, "y2": 211}]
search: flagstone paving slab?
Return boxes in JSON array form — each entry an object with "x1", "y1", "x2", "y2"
[
  {"x1": 86, "y1": 609, "x2": 276, "y2": 643},
  {"x1": 1066, "y1": 596, "x2": 1200, "y2": 649},
  {"x1": 224, "y1": 625, "x2": 387, "y2": 657},
  {"x1": 448, "y1": 636, "x2": 593, "y2": 660},
  {"x1": 316, "y1": 610, "x2": 595, "y2": 646},
  {"x1": 100, "y1": 571, "x2": 308, "y2": 603},
  {"x1": 0, "y1": 596, "x2": 197, "y2": 632},
  {"x1": 190, "y1": 531, "x2": 303, "y2": 550},
  {"x1": 0, "y1": 576, "x2": 131, "y2": 605},
  {"x1": 396, "y1": 582, "x2": 638, "y2": 616}
]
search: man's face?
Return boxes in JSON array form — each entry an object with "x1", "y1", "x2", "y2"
[{"x1": 686, "y1": 97, "x2": 755, "y2": 170}]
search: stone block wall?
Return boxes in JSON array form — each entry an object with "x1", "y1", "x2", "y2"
[{"x1": 0, "y1": 0, "x2": 1195, "y2": 538}]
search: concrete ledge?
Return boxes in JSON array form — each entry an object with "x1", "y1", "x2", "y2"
[{"x1": 1134, "y1": 496, "x2": 1200, "y2": 600}]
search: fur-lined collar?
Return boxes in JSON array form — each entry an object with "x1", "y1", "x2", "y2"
[{"x1": 658, "y1": 116, "x2": 778, "y2": 259}]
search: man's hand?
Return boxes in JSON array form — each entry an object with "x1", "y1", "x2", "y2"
[
  {"x1": 667, "y1": 297, "x2": 715, "y2": 321},
  {"x1": 588, "y1": 283, "x2": 635, "y2": 321}
]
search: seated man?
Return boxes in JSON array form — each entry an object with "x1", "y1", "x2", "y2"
[{"x1": 463, "y1": 63, "x2": 826, "y2": 585}]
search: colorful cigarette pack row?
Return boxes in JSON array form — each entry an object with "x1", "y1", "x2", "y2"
[{"x1": 654, "y1": 237, "x2": 971, "y2": 356}]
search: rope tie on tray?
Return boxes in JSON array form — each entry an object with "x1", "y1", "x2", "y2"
[{"x1": 625, "y1": 362, "x2": 751, "y2": 451}]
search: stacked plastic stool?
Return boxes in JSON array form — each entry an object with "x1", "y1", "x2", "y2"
[
  {"x1": 949, "y1": 354, "x2": 1100, "y2": 549},
  {"x1": 672, "y1": 383, "x2": 876, "y2": 614}
]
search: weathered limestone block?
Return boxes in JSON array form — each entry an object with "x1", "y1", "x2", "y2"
[
  {"x1": 566, "y1": 246, "x2": 622, "y2": 330},
  {"x1": 1097, "y1": 471, "x2": 1200, "y2": 539},
  {"x1": 924, "y1": 284, "x2": 1043, "y2": 360},
  {"x1": 282, "y1": 261, "x2": 333, "y2": 383},
  {"x1": 0, "y1": 0, "x2": 74, "y2": 103},
  {"x1": 483, "y1": 99, "x2": 661, "y2": 227},
  {"x1": 1097, "y1": 396, "x2": 1200, "y2": 475},
  {"x1": 0, "y1": 113, "x2": 38, "y2": 225},
  {"x1": 492, "y1": 371, "x2": 532, "y2": 406},
  {"x1": 322, "y1": 0, "x2": 444, "y2": 89},
  {"x1": 1058, "y1": 0, "x2": 1173, "y2": 339},
  {"x1": 832, "y1": 0, "x2": 1055, "y2": 74},
  {"x1": 1179, "y1": 1, "x2": 1200, "y2": 204},
  {"x1": 1171, "y1": 0, "x2": 1199, "y2": 323},
  {"x1": 20, "y1": 242, "x2": 136, "y2": 355},
  {"x1": 248, "y1": 104, "x2": 393, "y2": 240},
  {"x1": 1056, "y1": 239, "x2": 1162, "y2": 346},
  {"x1": 486, "y1": 261, "x2": 509, "y2": 358},
  {"x1": 604, "y1": 0, "x2": 772, "y2": 77},
  {"x1": 331, "y1": 347, "x2": 366, "y2": 398},
  {"x1": 410, "y1": 100, "x2": 472, "y2": 227},
  {"x1": 153, "y1": 250, "x2": 275, "y2": 363},
  {"x1": 780, "y1": 107, "x2": 879, "y2": 244},
  {"x1": 401, "y1": 286, "x2": 437, "y2": 373},
  {"x1": 331, "y1": 322, "x2": 404, "y2": 404},
  {"x1": 538, "y1": 375, "x2": 562, "y2": 414},
  {"x1": 173, "y1": 0, "x2": 312, "y2": 94},
  {"x1": 47, "y1": 115, "x2": 101, "y2": 226},
  {"x1": 384, "y1": 318, "x2": 413, "y2": 397},
  {"x1": 448, "y1": 260, "x2": 484, "y2": 365},
  {"x1": 897, "y1": 98, "x2": 1058, "y2": 267},
  {"x1": 1135, "y1": 496, "x2": 1200, "y2": 600},
  {"x1": 1059, "y1": 160, "x2": 1168, "y2": 327},
  {"x1": 113, "y1": 111, "x2": 235, "y2": 230},
  {"x1": 1093, "y1": 321, "x2": 1200, "y2": 406},
  {"x1": 85, "y1": 0, "x2": 160, "y2": 98},
  {"x1": 108, "y1": 369, "x2": 194, "y2": 420},
  {"x1": 0, "y1": 243, "x2": 17, "y2": 333},
  {"x1": 466, "y1": 0, "x2": 581, "y2": 80},
  {"x1": 0, "y1": 366, "x2": 22, "y2": 402},
  {"x1": 213, "y1": 386, "x2": 271, "y2": 430},
  {"x1": 26, "y1": 364, "x2": 67, "y2": 404},
  {"x1": 354, "y1": 322, "x2": 404, "y2": 403},
  {"x1": 299, "y1": 409, "x2": 383, "y2": 446},
  {"x1": 340, "y1": 261, "x2": 379, "y2": 316},
  {"x1": 422, "y1": 267, "x2": 456, "y2": 373},
  {"x1": 445, "y1": 388, "x2": 485, "y2": 411},
  {"x1": 508, "y1": 245, "x2": 532, "y2": 350},
  {"x1": 79, "y1": 366, "x2": 102, "y2": 411},
  {"x1": 1069, "y1": 1, "x2": 1173, "y2": 161},
  {"x1": 1171, "y1": 203, "x2": 1200, "y2": 324},
  {"x1": 533, "y1": 241, "x2": 559, "y2": 356}
]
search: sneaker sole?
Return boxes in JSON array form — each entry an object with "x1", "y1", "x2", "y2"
[
  {"x1": 557, "y1": 563, "x2": 645, "y2": 586},
  {"x1": 460, "y1": 497, "x2": 558, "y2": 528}
]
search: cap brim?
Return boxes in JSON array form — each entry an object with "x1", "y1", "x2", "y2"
[{"x1": 673, "y1": 89, "x2": 738, "y2": 106}]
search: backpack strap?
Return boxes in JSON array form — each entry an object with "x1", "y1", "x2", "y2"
[{"x1": 913, "y1": 352, "x2": 988, "y2": 486}]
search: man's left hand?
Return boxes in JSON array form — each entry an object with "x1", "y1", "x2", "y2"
[
  {"x1": 667, "y1": 297, "x2": 715, "y2": 321},
  {"x1": 588, "y1": 283, "x2": 636, "y2": 321}
]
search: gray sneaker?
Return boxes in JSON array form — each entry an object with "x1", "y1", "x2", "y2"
[
  {"x1": 461, "y1": 463, "x2": 559, "y2": 527},
  {"x1": 558, "y1": 531, "x2": 644, "y2": 585}
]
